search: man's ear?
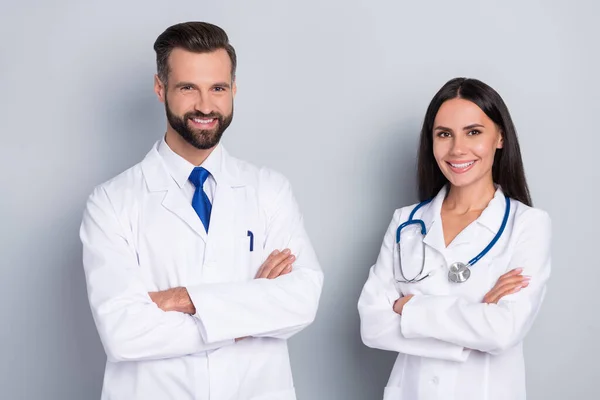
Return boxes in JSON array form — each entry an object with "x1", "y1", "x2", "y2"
[{"x1": 154, "y1": 74, "x2": 166, "y2": 103}]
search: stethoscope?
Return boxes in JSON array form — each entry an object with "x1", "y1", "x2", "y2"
[{"x1": 394, "y1": 195, "x2": 510, "y2": 283}]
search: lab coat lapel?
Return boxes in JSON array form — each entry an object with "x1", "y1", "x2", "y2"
[
  {"x1": 449, "y1": 187, "x2": 506, "y2": 247},
  {"x1": 162, "y1": 190, "x2": 208, "y2": 241},
  {"x1": 476, "y1": 187, "x2": 507, "y2": 234},
  {"x1": 206, "y1": 181, "x2": 235, "y2": 258},
  {"x1": 141, "y1": 142, "x2": 208, "y2": 241},
  {"x1": 204, "y1": 148, "x2": 245, "y2": 262},
  {"x1": 420, "y1": 186, "x2": 448, "y2": 254}
]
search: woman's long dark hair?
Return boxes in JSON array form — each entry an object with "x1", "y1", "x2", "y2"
[{"x1": 417, "y1": 77, "x2": 532, "y2": 206}]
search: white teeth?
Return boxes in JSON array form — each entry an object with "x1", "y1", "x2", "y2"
[
  {"x1": 193, "y1": 118, "x2": 214, "y2": 124},
  {"x1": 450, "y1": 161, "x2": 475, "y2": 168}
]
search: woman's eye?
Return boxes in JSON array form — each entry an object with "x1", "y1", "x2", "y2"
[
  {"x1": 468, "y1": 129, "x2": 482, "y2": 136},
  {"x1": 437, "y1": 131, "x2": 451, "y2": 138}
]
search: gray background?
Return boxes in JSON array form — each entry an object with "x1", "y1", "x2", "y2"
[{"x1": 1, "y1": 0, "x2": 598, "y2": 399}]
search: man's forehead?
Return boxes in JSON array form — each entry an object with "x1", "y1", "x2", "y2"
[{"x1": 167, "y1": 48, "x2": 232, "y2": 82}]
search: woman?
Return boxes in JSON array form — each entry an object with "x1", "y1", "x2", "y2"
[{"x1": 358, "y1": 77, "x2": 551, "y2": 400}]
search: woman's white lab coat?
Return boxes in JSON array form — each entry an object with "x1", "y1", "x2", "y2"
[{"x1": 358, "y1": 186, "x2": 551, "y2": 400}]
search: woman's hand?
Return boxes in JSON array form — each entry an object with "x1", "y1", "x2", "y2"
[
  {"x1": 393, "y1": 295, "x2": 415, "y2": 315},
  {"x1": 392, "y1": 268, "x2": 529, "y2": 313},
  {"x1": 483, "y1": 268, "x2": 530, "y2": 304}
]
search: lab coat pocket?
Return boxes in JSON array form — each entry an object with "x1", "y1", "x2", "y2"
[
  {"x1": 235, "y1": 229, "x2": 264, "y2": 280},
  {"x1": 249, "y1": 388, "x2": 296, "y2": 400},
  {"x1": 383, "y1": 386, "x2": 403, "y2": 400}
]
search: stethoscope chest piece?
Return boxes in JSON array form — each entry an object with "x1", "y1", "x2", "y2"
[{"x1": 448, "y1": 262, "x2": 471, "y2": 283}]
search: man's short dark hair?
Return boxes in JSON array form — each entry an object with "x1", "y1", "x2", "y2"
[{"x1": 153, "y1": 21, "x2": 237, "y2": 85}]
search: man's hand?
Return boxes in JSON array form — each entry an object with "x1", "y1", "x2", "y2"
[
  {"x1": 232, "y1": 249, "x2": 295, "y2": 343},
  {"x1": 149, "y1": 288, "x2": 249, "y2": 343},
  {"x1": 393, "y1": 294, "x2": 414, "y2": 315},
  {"x1": 149, "y1": 287, "x2": 196, "y2": 315},
  {"x1": 255, "y1": 249, "x2": 296, "y2": 279},
  {"x1": 149, "y1": 249, "x2": 296, "y2": 342}
]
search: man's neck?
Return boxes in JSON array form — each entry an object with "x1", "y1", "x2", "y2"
[{"x1": 164, "y1": 129, "x2": 215, "y2": 166}]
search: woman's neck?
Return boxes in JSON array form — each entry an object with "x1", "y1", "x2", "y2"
[{"x1": 444, "y1": 179, "x2": 496, "y2": 215}]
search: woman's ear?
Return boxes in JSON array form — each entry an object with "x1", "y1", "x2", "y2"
[{"x1": 497, "y1": 131, "x2": 504, "y2": 149}]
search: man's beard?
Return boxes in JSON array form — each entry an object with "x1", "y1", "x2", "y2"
[{"x1": 165, "y1": 98, "x2": 233, "y2": 150}]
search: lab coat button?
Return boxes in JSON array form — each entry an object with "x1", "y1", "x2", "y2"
[{"x1": 430, "y1": 376, "x2": 439, "y2": 385}]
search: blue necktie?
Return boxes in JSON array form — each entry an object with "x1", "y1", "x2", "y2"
[{"x1": 189, "y1": 167, "x2": 212, "y2": 232}]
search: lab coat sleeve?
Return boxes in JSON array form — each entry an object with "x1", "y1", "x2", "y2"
[
  {"x1": 357, "y1": 209, "x2": 471, "y2": 362},
  {"x1": 400, "y1": 209, "x2": 551, "y2": 355},
  {"x1": 80, "y1": 186, "x2": 233, "y2": 363},
  {"x1": 188, "y1": 174, "x2": 324, "y2": 343}
]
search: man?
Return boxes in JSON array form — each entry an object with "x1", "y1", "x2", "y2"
[{"x1": 80, "y1": 21, "x2": 323, "y2": 400}]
